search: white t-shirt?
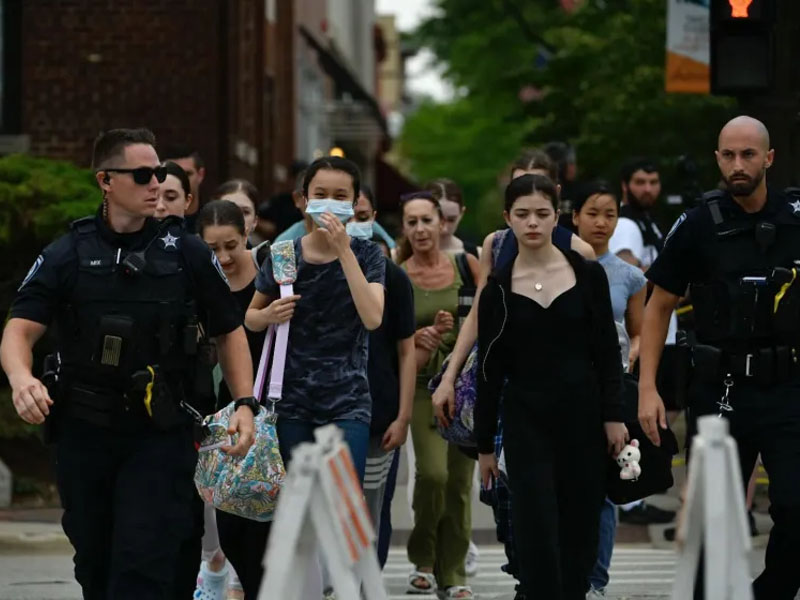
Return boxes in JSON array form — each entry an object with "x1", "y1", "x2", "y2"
[
  {"x1": 609, "y1": 216, "x2": 677, "y2": 344},
  {"x1": 608, "y1": 217, "x2": 662, "y2": 269}
]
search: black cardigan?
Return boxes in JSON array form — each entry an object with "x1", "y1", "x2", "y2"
[{"x1": 475, "y1": 248, "x2": 624, "y2": 454}]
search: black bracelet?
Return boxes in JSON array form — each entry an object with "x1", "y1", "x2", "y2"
[{"x1": 234, "y1": 396, "x2": 260, "y2": 415}]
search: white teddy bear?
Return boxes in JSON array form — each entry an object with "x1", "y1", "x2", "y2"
[{"x1": 616, "y1": 439, "x2": 642, "y2": 480}]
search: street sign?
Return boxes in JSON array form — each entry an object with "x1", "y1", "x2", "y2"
[{"x1": 258, "y1": 425, "x2": 386, "y2": 600}]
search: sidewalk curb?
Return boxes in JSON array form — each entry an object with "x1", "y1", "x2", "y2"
[{"x1": 0, "y1": 531, "x2": 72, "y2": 554}]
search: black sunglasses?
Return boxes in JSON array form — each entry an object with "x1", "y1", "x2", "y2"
[{"x1": 101, "y1": 165, "x2": 167, "y2": 185}]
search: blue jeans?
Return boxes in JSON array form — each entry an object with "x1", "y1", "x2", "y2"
[
  {"x1": 377, "y1": 447, "x2": 400, "y2": 568},
  {"x1": 590, "y1": 497, "x2": 617, "y2": 591},
  {"x1": 276, "y1": 418, "x2": 370, "y2": 483}
]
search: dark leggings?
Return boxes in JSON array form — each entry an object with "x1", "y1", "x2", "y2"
[
  {"x1": 216, "y1": 510, "x2": 272, "y2": 599},
  {"x1": 173, "y1": 494, "x2": 205, "y2": 598}
]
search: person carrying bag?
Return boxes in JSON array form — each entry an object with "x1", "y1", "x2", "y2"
[{"x1": 194, "y1": 240, "x2": 298, "y2": 522}]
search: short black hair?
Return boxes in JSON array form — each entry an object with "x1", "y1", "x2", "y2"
[
  {"x1": 92, "y1": 128, "x2": 156, "y2": 170},
  {"x1": 162, "y1": 144, "x2": 205, "y2": 170},
  {"x1": 196, "y1": 199, "x2": 246, "y2": 237},
  {"x1": 620, "y1": 157, "x2": 659, "y2": 186},
  {"x1": 572, "y1": 180, "x2": 619, "y2": 213},
  {"x1": 163, "y1": 161, "x2": 191, "y2": 198},
  {"x1": 511, "y1": 149, "x2": 558, "y2": 182},
  {"x1": 360, "y1": 183, "x2": 376, "y2": 211},
  {"x1": 302, "y1": 156, "x2": 361, "y2": 201},
  {"x1": 504, "y1": 174, "x2": 559, "y2": 212}
]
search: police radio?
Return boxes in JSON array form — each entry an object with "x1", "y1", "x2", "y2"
[{"x1": 121, "y1": 250, "x2": 147, "y2": 277}]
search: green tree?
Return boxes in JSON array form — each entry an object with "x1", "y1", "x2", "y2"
[
  {"x1": 399, "y1": 0, "x2": 735, "y2": 237},
  {"x1": 0, "y1": 154, "x2": 98, "y2": 315}
]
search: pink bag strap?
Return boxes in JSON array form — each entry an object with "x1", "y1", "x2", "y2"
[
  {"x1": 253, "y1": 323, "x2": 276, "y2": 401},
  {"x1": 267, "y1": 284, "x2": 293, "y2": 403}
]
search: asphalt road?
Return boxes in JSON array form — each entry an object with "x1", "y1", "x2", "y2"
[{"x1": 0, "y1": 543, "x2": 781, "y2": 600}]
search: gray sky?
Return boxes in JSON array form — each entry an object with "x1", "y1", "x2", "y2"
[{"x1": 376, "y1": 0, "x2": 452, "y2": 101}]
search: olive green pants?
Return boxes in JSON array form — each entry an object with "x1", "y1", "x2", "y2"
[{"x1": 407, "y1": 381, "x2": 474, "y2": 588}]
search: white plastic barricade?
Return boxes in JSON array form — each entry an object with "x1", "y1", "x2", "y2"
[
  {"x1": 672, "y1": 416, "x2": 753, "y2": 600},
  {"x1": 258, "y1": 424, "x2": 387, "y2": 600}
]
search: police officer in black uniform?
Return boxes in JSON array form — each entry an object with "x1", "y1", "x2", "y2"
[
  {"x1": 0, "y1": 128, "x2": 258, "y2": 599},
  {"x1": 638, "y1": 116, "x2": 800, "y2": 599}
]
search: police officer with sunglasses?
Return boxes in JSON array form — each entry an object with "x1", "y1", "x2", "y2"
[{"x1": 0, "y1": 128, "x2": 258, "y2": 599}]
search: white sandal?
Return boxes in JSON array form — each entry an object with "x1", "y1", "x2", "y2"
[
  {"x1": 442, "y1": 585, "x2": 474, "y2": 599},
  {"x1": 407, "y1": 570, "x2": 437, "y2": 594}
]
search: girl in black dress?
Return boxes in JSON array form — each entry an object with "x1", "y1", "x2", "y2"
[{"x1": 476, "y1": 174, "x2": 628, "y2": 600}]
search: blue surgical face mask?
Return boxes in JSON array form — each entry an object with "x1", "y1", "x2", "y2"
[
  {"x1": 305, "y1": 199, "x2": 354, "y2": 227},
  {"x1": 346, "y1": 221, "x2": 374, "y2": 240}
]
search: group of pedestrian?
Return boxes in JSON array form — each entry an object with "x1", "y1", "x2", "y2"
[{"x1": 2, "y1": 114, "x2": 800, "y2": 600}]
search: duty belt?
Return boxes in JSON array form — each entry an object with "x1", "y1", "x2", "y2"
[{"x1": 692, "y1": 344, "x2": 800, "y2": 386}]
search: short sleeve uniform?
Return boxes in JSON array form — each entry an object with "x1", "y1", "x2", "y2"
[
  {"x1": 646, "y1": 208, "x2": 711, "y2": 297},
  {"x1": 255, "y1": 237, "x2": 386, "y2": 425},
  {"x1": 11, "y1": 215, "x2": 242, "y2": 338}
]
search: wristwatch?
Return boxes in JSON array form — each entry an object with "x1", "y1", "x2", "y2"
[{"x1": 234, "y1": 396, "x2": 261, "y2": 415}]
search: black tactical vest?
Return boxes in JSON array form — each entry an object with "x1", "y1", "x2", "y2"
[
  {"x1": 690, "y1": 190, "x2": 800, "y2": 349},
  {"x1": 59, "y1": 217, "x2": 197, "y2": 396}
]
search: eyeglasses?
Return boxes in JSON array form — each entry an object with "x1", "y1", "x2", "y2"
[{"x1": 100, "y1": 165, "x2": 167, "y2": 185}]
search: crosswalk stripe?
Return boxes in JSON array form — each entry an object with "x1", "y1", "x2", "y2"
[{"x1": 383, "y1": 545, "x2": 679, "y2": 597}]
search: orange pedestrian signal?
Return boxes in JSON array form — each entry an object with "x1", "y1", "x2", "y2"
[{"x1": 729, "y1": 0, "x2": 753, "y2": 18}]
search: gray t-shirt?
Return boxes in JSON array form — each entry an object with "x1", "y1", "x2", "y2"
[
  {"x1": 255, "y1": 237, "x2": 385, "y2": 425},
  {"x1": 598, "y1": 251, "x2": 647, "y2": 324}
]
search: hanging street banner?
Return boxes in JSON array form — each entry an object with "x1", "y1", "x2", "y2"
[{"x1": 666, "y1": 0, "x2": 710, "y2": 94}]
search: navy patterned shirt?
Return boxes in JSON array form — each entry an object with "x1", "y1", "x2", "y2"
[{"x1": 255, "y1": 237, "x2": 386, "y2": 424}]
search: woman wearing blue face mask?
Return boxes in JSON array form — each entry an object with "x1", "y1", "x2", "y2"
[{"x1": 245, "y1": 157, "x2": 386, "y2": 484}]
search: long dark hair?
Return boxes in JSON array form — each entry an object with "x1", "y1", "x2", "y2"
[
  {"x1": 425, "y1": 178, "x2": 463, "y2": 206},
  {"x1": 212, "y1": 179, "x2": 260, "y2": 210},
  {"x1": 196, "y1": 199, "x2": 247, "y2": 237},
  {"x1": 510, "y1": 149, "x2": 558, "y2": 182},
  {"x1": 504, "y1": 174, "x2": 559, "y2": 212},
  {"x1": 163, "y1": 161, "x2": 191, "y2": 198}
]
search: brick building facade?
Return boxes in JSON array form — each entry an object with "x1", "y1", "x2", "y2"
[{"x1": 3, "y1": 0, "x2": 297, "y2": 196}]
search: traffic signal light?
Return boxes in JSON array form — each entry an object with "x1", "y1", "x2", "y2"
[{"x1": 710, "y1": 0, "x2": 775, "y2": 94}]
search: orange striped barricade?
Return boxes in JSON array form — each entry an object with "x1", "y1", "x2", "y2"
[
  {"x1": 258, "y1": 424, "x2": 386, "y2": 600},
  {"x1": 671, "y1": 417, "x2": 752, "y2": 600}
]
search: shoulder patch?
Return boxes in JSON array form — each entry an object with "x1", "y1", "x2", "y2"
[
  {"x1": 789, "y1": 199, "x2": 800, "y2": 217},
  {"x1": 19, "y1": 255, "x2": 45, "y2": 291},
  {"x1": 210, "y1": 252, "x2": 229, "y2": 285},
  {"x1": 664, "y1": 213, "x2": 687, "y2": 245}
]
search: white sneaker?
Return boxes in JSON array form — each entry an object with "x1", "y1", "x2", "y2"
[
  {"x1": 464, "y1": 541, "x2": 479, "y2": 577},
  {"x1": 586, "y1": 587, "x2": 606, "y2": 599}
]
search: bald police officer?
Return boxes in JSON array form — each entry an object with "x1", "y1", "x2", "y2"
[
  {"x1": 0, "y1": 129, "x2": 257, "y2": 599},
  {"x1": 638, "y1": 116, "x2": 800, "y2": 599}
]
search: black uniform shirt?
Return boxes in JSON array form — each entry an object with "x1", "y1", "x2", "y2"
[
  {"x1": 11, "y1": 213, "x2": 242, "y2": 338},
  {"x1": 647, "y1": 189, "x2": 790, "y2": 297}
]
